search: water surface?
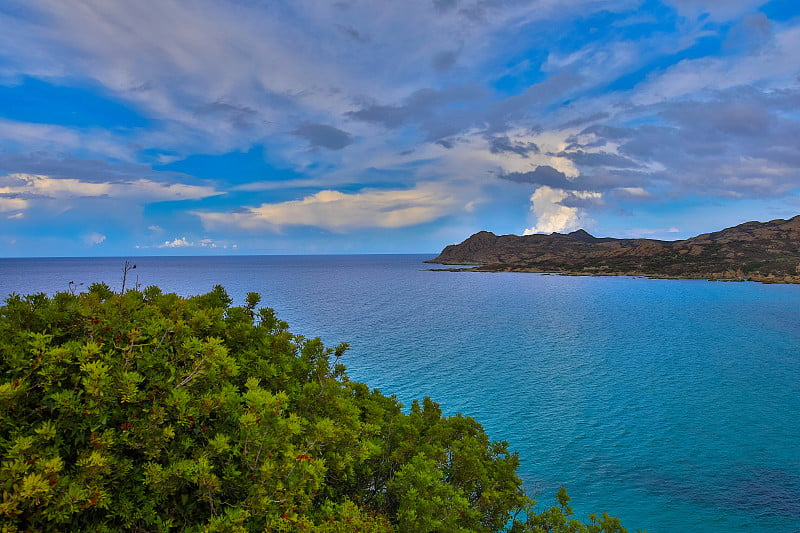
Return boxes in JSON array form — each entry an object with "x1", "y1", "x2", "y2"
[{"x1": 1, "y1": 255, "x2": 798, "y2": 532}]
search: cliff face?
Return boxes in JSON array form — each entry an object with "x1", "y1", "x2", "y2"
[{"x1": 428, "y1": 215, "x2": 800, "y2": 282}]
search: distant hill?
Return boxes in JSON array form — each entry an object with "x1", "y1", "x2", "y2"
[{"x1": 427, "y1": 215, "x2": 800, "y2": 283}]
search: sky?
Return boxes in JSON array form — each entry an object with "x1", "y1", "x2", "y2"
[{"x1": 0, "y1": 0, "x2": 799, "y2": 256}]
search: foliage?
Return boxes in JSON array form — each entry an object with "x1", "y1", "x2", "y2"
[{"x1": 0, "y1": 283, "x2": 631, "y2": 531}]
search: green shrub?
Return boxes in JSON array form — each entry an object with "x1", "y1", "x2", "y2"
[{"x1": 0, "y1": 284, "x2": 629, "y2": 532}]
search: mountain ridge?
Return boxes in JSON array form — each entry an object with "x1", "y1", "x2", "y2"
[{"x1": 427, "y1": 215, "x2": 800, "y2": 283}]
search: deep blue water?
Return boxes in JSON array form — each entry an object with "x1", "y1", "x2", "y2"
[{"x1": 1, "y1": 255, "x2": 799, "y2": 533}]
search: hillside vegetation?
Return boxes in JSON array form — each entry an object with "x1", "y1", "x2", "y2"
[
  {"x1": 428, "y1": 215, "x2": 800, "y2": 283},
  {"x1": 1, "y1": 283, "x2": 630, "y2": 532}
]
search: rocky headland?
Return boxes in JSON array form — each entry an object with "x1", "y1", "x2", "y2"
[{"x1": 427, "y1": 215, "x2": 800, "y2": 283}]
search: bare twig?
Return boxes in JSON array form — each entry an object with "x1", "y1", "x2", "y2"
[{"x1": 121, "y1": 261, "x2": 137, "y2": 293}]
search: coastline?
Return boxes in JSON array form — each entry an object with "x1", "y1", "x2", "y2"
[{"x1": 427, "y1": 263, "x2": 800, "y2": 284}]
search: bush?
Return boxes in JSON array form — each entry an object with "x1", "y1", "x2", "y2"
[{"x1": 0, "y1": 284, "x2": 629, "y2": 532}]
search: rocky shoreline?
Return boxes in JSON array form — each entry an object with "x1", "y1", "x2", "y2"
[{"x1": 429, "y1": 266, "x2": 800, "y2": 284}]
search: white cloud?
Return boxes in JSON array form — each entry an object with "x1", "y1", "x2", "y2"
[
  {"x1": 233, "y1": 178, "x2": 329, "y2": 192},
  {"x1": 158, "y1": 237, "x2": 193, "y2": 248},
  {"x1": 0, "y1": 197, "x2": 28, "y2": 212},
  {"x1": 154, "y1": 236, "x2": 236, "y2": 249},
  {"x1": 0, "y1": 173, "x2": 221, "y2": 203},
  {"x1": 197, "y1": 183, "x2": 460, "y2": 232},
  {"x1": 2, "y1": 174, "x2": 111, "y2": 196},
  {"x1": 0, "y1": 0, "x2": 642, "y2": 162},
  {"x1": 0, "y1": 0, "x2": 796, "y2": 248},
  {"x1": 523, "y1": 186, "x2": 601, "y2": 234},
  {"x1": 615, "y1": 187, "x2": 651, "y2": 198},
  {"x1": 125, "y1": 178, "x2": 222, "y2": 200},
  {"x1": 0, "y1": 119, "x2": 136, "y2": 161},
  {"x1": 7, "y1": 211, "x2": 24, "y2": 219},
  {"x1": 84, "y1": 232, "x2": 106, "y2": 245},
  {"x1": 633, "y1": 25, "x2": 800, "y2": 106},
  {"x1": 620, "y1": 226, "x2": 682, "y2": 238}
]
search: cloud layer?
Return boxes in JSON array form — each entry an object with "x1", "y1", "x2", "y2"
[
  {"x1": 197, "y1": 183, "x2": 461, "y2": 232},
  {"x1": 0, "y1": 0, "x2": 798, "y2": 254}
]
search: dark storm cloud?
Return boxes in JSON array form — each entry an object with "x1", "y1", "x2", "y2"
[
  {"x1": 435, "y1": 138, "x2": 455, "y2": 149},
  {"x1": 348, "y1": 71, "x2": 584, "y2": 142},
  {"x1": 559, "y1": 193, "x2": 603, "y2": 209},
  {"x1": 499, "y1": 165, "x2": 573, "y2": 188},
  {"x1": 0, "y1": 153, "x2": 161, "y2": 182},
  {"x1": 292, "y1": 123, "x2": 354, "y2": 150},
  {"x1": 347, "y1": 85, "x2": 485, "y2": 128},
  {"x1": 346, "y1": 102, "x2": 408, "y2": 129},
  {"x1": 488, "y1": 135, "x2": 539, "y2": 157},
  {"x1": 194, "y1": 99, "x2": 263, "y2": 130},
  {"x1": 346, "y1": 85, "x2": 487, "y2": 139},
  {"x1": 555, "y1": 150, "x2": 641, "y2": 168},
  {"x1": 563, "y1": 137, "x2": 608, "y2": 151},
  {"x1": 499, "y1": 163, "x2": 653, "y2": 194}
]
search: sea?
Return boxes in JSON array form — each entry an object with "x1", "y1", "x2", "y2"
[{"x1": 1, "y1": 254, "x2": 798, "y2": 533}]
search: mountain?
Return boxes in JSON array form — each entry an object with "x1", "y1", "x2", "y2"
[{"x1": 427, "y1": 215, "x2": 800, "y2": 283}]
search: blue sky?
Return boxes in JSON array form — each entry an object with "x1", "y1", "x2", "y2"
[{"x1": 0, "y1": 0, "x2": 799, "y2": 256}]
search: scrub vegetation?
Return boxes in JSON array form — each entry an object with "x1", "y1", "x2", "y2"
[{"x1": 0, "y1": 283, "x2": 631, "y2": 532}]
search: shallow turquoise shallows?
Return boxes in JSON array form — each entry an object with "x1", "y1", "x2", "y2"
[{"x1": 2, "y1": 255, "x2": 799, "y2": 533}]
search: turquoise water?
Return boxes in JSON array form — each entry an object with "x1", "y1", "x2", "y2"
[{"x1": 1, "y1": 255, "x2": 798, "y2": 532}]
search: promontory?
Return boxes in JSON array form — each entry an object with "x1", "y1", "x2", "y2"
[{"x1": 427, "y1": 215, "x2": 800, "y2": 283}]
